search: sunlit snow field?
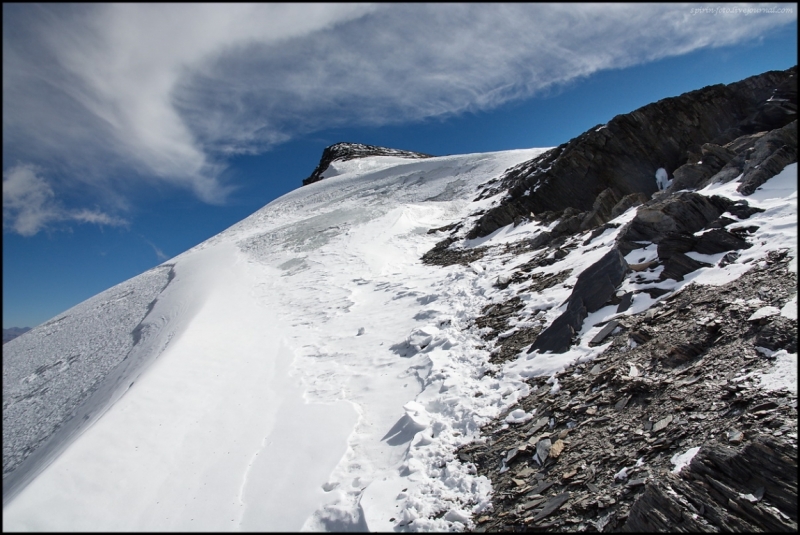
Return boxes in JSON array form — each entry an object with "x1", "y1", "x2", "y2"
[{"x1": 3, "y1": 153, "x2": 796, "y2": 531}]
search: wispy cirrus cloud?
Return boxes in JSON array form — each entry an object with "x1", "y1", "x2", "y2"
[
  {"x1": 140, "y1": 235, "x2": 169, "y2": 263},
  {"x1": 2, "y1": 3, "x2": 795, "y2": 235},
  {"x1": 3, "y1": 3, "x2": 373, "y2": 206},
  {"x1": 2, "y1": 165, "x2": 127, "y2": 236},
  {"x1": 177, "y1": 3, "x2": 795, "y2": 151}
]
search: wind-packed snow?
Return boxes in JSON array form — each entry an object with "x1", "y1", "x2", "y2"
[
  {"x1": 2, "y1": 263, "x2": 177, "y2": 504},
  {"x1": 4, "y1": 148, "x2": 552, "y2": 532},
  {"x1": 3, "y1": 152, "x2": 796, "y2": 532}
]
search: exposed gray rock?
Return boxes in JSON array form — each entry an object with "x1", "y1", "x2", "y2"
[
  {"x1": 693, "y1": 228, "x2": 752, "y2": 255},
  {"x1": 589, "y1": 320, "x2": 620, "y2": 346},
  {"x1": 467, "y1": 66, "x2": 796, "y2": 239},
  {"x1": 670, "y1": 162, "x2": 715, "y2": 192},
  {"x1": 533, "y1": 491, "x2": 571, "y2": 522},
  {"x1": 726, "y1": 131, "x2": 769, "y2": 154},
  {"x1": 464, "y1": 253, "x2": 797, "y2": 533},
  {"x1": 687, "y1": 119, "x2": 798, "y2": 194},
  {"x1": 580, "y1": 187, "x2": 624, "y2": 231},
  {"x1": 415, "y1": 68, "x2": 797, "y2": 532},
  {"x1": 610, "y1": 192, "x2": 649, "y2": 219},
  {"x1": 669, "y1": 142, "x2": 738, "y2": 192},
  {"x1": 742, "y1": 67, "x2": 798, "y2": 132},
  {"x1": 623, "y1": 437, "x2": 798, "y2": 532},
  {"x1": 657, "y1": 234, "x2": 698, "y2": 261},
  {"x1": 737, "y1": 120, "x2": 798, "y2": 195},
  {"x1": 528, "y1": 248, "x2": 628, "y2": 354},
  {"x1": 617, "y1": 192, "x2": 734, "y2": 253},
  {"x1": 527, "y1": 231, "x2": 554, "y2": 251},
  {"x1": 660, "y1": 253, "x2": 712, "y2": 282},
  {"x1": 302, "y1": 142, "x2": 432, "y2": 186},
  {"x1": 420, "y1": 237, "x2": 488, "y2": 267},
  {"x1": 700, "y1": 142, "x2": 736, "y2": 169},
  {"x1": 755, "y1": 315, "x2": 798, "y2": 353}
]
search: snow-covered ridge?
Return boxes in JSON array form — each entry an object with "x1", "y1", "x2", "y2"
[{"x1": 4, "y1": 147, "x2": 556, "y2": 530}]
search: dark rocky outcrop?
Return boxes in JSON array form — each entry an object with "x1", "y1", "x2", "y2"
[
  {"x1": 579, "y1": 188, "x2": 624, "y2": 231},
  {"x1": 622, "y1": 436, "x2": 798, "y2": 532},
  {"x1": 742, "y1": 69, "x2": 798, "y2": 132},
  {"x1": 421, "y1": 237, "x2": 489, "y2": 267},
  {"x1": 669, "y1": 119, "x2": 798, "y2": 193},
  {"x1": 736, "y1": 120, "x2": 798, "y2": 195},
  {"x1": 528, "y1": 248, "x2": 628, "y2": 354},
  {"x1": 616, "y1": 192, "x2": 734, "y2": 253},
  {"x1": 693, "y1": 228, "x2": 751, "y2": 255},
  {"x1": 611, "y1": 190, "x2": 761, "y2": 282},
  {"x1": 659, "y1": 253, "x2": 712, "y2": 282},
  {"x1": 467, "y1": 66, "x2": 796, "y2": 239},
  {"x1": 302, "y1": 142, "x2": 433, "y2": 186},
  {"x1": 616, "y1": 189, "x2": 764, "y2": 254},
  {"x1": 609, "y1": 192, "x2": 649, "y2": 220}
]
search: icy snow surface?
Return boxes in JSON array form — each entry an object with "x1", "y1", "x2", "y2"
[
  {"x1": 3, "y1": 154, "x2": 796, "y2": 532},
  {"x1": 4, "y1": 148, "x2": 551, "y2": 532}
]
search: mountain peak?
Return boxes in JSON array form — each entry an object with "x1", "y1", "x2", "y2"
[{"x1": 302, "y1": 142, "x2": 433, "y2": 186}]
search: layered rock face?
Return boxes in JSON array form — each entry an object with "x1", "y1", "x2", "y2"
[
  {"x1": 467, "y1": 66, "x2": 797, "y2": 240},
  {"x1": 302, "y1": 142, "x2": 433, "y2": 186},
  {"x1": 528, "y1": 248, "x2": 628, "y2": 354}
]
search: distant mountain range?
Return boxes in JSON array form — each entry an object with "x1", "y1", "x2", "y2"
[{"x1": 2, "y1": 328, "x2": 30, "y2": 345}]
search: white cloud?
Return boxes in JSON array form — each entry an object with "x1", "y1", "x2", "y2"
[
  {"x1": 3, "y1": 3, "x2": 375, "y2": 204},
  {"x1": 2, "y1": 3, "x2": 795, "y2": 209},
  {"x1": 2, "y1": 165, "x2": 127, "y2": 236},
  {"x1": 141, "y1": 236, "x2": 170, "y2": 262},
  {"x1": 173, "y1": 3, "x2": 795, "y2": 150}
]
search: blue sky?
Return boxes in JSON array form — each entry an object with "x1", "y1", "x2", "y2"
[{"x1": 3, "y1": 3, "x2": 797, "y2": 329}]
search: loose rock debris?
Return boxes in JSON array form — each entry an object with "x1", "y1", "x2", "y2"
[{"x1": 460, "y1": 252, "x2": 797, "y2": 532}]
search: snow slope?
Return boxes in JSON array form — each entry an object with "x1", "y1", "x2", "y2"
[
  {"x1": 4, "y1": 149, "x2": 546, "y2": 531},
  {"x1": 2, "y1": 152, "x2": 795, "y2": 532}
]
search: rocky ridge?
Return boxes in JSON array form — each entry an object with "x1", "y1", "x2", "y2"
[
  {"x1": 302, "y1": 142, "x2": 433, "y2": 186},
  {"x1": 417, "y1": 67, "x2": 797, "y2": 532},
  {"x1": 466, "y1": 66, "x2": 797, "y2": 240}
]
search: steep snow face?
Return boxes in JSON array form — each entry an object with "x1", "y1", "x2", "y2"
[
  {"x1": 2, "y1": 263, "x2": 178, "y2": 504},
  {"x1": 3, "y1": 148, "x2": 550, "y2": 531}
]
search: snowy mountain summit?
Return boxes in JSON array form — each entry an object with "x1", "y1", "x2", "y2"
[
  {"x1": 3, "y1": 67, "x2": 797, "y2": 532},
  {"x1": 302, "y1": 142, "x2": 433, "y2": 185}
]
